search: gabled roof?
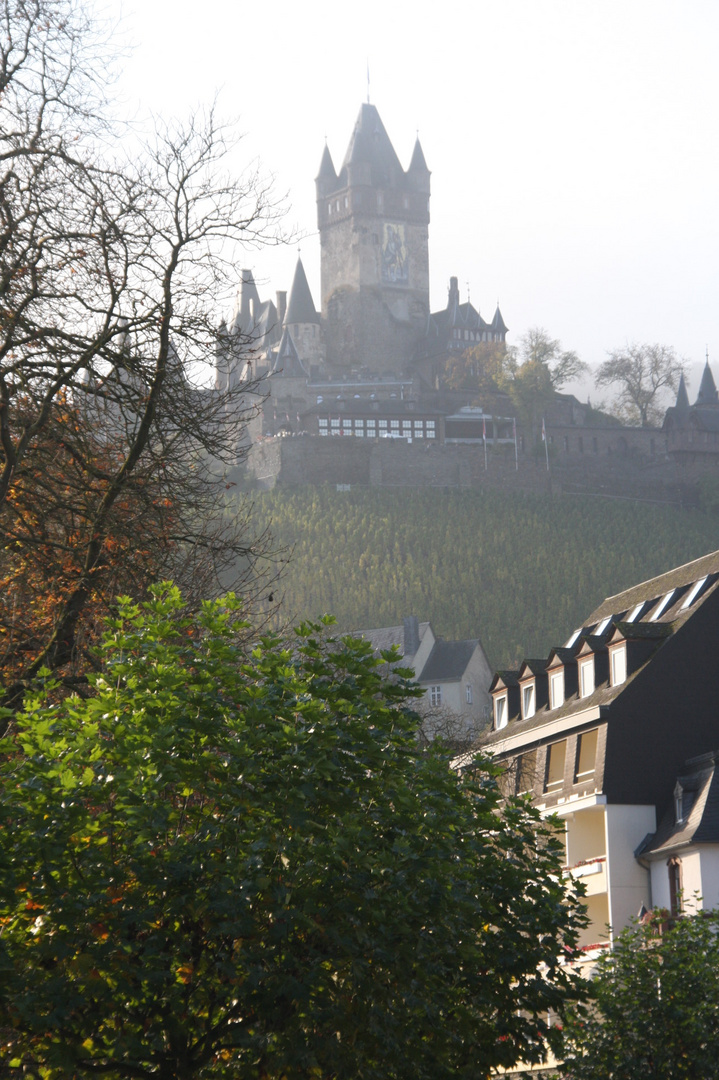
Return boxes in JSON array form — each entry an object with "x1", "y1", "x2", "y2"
[
  {"x1": 490, "y1": 670, "x2": 520, "y2": 692},
  {"x1": 483, "y1": 550, "x2": 719, "y2": 742},
  {"x1": 231, "y1": 269, "x2": 262, "y2": 338},
  {"x1": 518, "y1": 658, "x2": 548, "y2": 679},
  {"x1": 360, "y1": 621, "x2": 431, "y2": 659},
  {"x1": 420, "y1": 639, "x2": 478, "y2": 683},
  {"x1": 639, "y1": 751, "x2": 719, "y2": 856},
  {"x1": 284, "y1": 258, "x2": 319, "y2": 326}
]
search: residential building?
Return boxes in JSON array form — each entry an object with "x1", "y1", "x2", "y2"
[
  {"x1": 361, "y1": 615, "x2": 493, "y2": 745},
  {"x1": 476, "y1": 549, "x2": 719, "y2": 953}
]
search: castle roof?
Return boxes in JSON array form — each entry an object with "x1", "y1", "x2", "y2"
[
  {"x1": 340, "y1": 103, "x2": 404, "y2": 186},
  {"x1": 674, "y1": 373, "x2": 690, "y2": 412},
  {"x1": 272, "y1": 327, "x2": 309, "y2": 379},
  {"x1": 408, "y1": 136, "x2": 430, "y2": 174},
  {"x1": 284, "y1": 258, "x2": 319, "y2": 325},
  {"x1": 316, "y1": 142, "x2": 337, "y2": 182},
  {"x1": 695, "y1": 361, "x2": 719, "y2": 407},
  {"x1": 491, "y1": 305, "x2": 508, "y2": 335},
  {"x1": 231, "y1": 269, "x2": 262, "y2": 338}
]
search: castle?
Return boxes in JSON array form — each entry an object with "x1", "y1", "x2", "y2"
[
  {"x1": 216, "y1": 103, "x2": 719, "y2": 509},
  {"x1": 215, "y1": 102, "x2": 508, "y2": 431}
]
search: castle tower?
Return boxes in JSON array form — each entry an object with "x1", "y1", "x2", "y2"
[
  {"x1": 283, "y1": 257, "x2": 323, "y2": 368},
  {"x1": 316, "y1": 104, "x2": 430, "y2": 374}
]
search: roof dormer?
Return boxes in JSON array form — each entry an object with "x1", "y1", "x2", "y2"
[
  {"x1": 490, "y1": 670, "x2": 520, "y2": 731},
  {"x1": 518, "y1": 659, "x2": 549, "y2": 720},
  {"x1": 575, "y1": 636, "x2": 609, "y2": 699},
  {"x1": 545, "y1": 647, "x2": 578, "y2": 710}
]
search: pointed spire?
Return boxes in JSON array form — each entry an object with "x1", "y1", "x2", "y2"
[
  {"x1": 272, "y1": 326, "x2": 308, "y2": 378},
  {"x1": 284, "y1": 257, "x2": 319, "y2": 326},
  {"x1": 674, "y1": 373, "x2": 690, "y2": 412},
  {"x1": 408, "y1": 136, "x2": 429, "y2": 174},
  {"x1": 491, "y1": 305, "x2": 508, "y2": 335},
  {"x1": 695, "y1": 361, "x2": 719, "y2": 406},
  {"x1": 341, "y1": 103, "x2": 403, "y2": 184},
  {"x1": 316, "y1": 142, "x2": 337, "y2": 182}
]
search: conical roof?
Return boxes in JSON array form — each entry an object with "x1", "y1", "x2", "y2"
[
  {"x1": 284, "y1": 258, "x2": 319, "y2": 325},
  {"x1": 316, "y1": 142, "x2": 337, "y2": 182},
  {"x1": 491, "y1": 305, "x2": 508, "y2": 334},
  {"x1": 341, "y1": 103, "x2": 403, "y2": 185},
  {"x1": 272, "y1": 327, "x2": 309, "y2": 378},
  {"x1": 675, "y1": 373, "x2": 690, "y2": 412},
  {"x1": 695, "y1": 361, "x2": 719, "y2": 406},
  {"x1": 408, "y1": 137, "x2": 429, "y2": 173}
]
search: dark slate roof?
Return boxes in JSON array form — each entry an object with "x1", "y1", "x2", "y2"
[
  {"x1": 547, "y1": 647, "x2": 578, "y2": 667},
  {"x1": 675, "y1": 373, "x2": 690, "y2": 412},
  {"x1": 316, "y1": 142, "x2": 337, "y2": 182},
  {"x1": 490, "y1": 669, "x2": 520, "y2": 690},
  {"x1": 519, "y1": 658, "x2": 549, "y2": 677},
  {"x1": 420, "y1": 639, "x2": 478, "y2": 683},
  {"x1": 639, "y1": 751, "x2": 719, "y2": 856},
  {"x1": 340, "y1": 103, "x2": 404, "y2": 187},
  {"x1": 408, "y1": 137, "x2": 429, "y2": 174},
  {"x1": 586, "y1": 550, "x2": 719, "y2": 626},
  {"x1": 359, "y1": 622, "x2": 431, "y2": 658},
  {"x1": 695, "y1": 362, "x2": 719, "y2": 406},
  {"x1": 284, "y1": 258, "x2": 319, "y2": 326},
  {"x1": 272, "y1": 328, "x2": 308, "y2": 378},
  {"x1": 482, "y1": 552, "x2": 719, "y2": 745},
  {"x1": 491, "y1": 305, "x2": 508, "y2": 334}
]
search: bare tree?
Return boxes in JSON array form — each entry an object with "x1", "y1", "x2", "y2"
[
  {"x1": 0, "y1": 1, "x2": 281, "y2": 703},
  {"x1": 595, "y1": 343, "x2": 687, "y2": 427}
]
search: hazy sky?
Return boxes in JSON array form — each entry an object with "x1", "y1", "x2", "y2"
[{"x1": 110, "y1": 0, "x2": 719, "y2": 400}]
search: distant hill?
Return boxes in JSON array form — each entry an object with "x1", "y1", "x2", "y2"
[{"x1": 243, "y1": 487, "x2": 719, "y2": 669}]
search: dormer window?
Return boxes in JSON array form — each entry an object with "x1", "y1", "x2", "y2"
[
  {"x1": 565, "y1": 628, "x2": 582, "y2": 648},
  {"x1": 522, "y1": 682, "x2": 536, "y2": 720},
  {"x1": 550, "y1": 670, "x2": 565, "y2": 709},
  {"x1": 494, "y1": 694, "x2": 508, "y2": 730},
  {"x1": 682, "y1": 576, "x2": 708, "y2": 610},
  {"x1": 610, "y1": 644, "x2": 627, "y2": 687},
  {"x1": 595, "y1": 616, "x2": 612, "y2": 635},
  {"x1": 650, "y1": 590, "x2": 675, "y2": 622},
  {"x1": 579, "y1": 658, "x2": 595, "y2": 698},
  {"x1": 626, "y1": 602, "x2": 646, "y2": 623}
]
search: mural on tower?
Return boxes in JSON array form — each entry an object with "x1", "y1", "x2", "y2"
[{"x1": 381, "y1": 223, "x2": 408, "y2": 285}]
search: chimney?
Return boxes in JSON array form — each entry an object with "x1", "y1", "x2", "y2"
[
  {"x1": 403, "y1": 615, "x2": 420, "y2": 658},
  {"x1": 276, "y1": 290, "x2": 287, "y2": 326}
]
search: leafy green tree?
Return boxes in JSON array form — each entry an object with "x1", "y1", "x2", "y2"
[
  {"x1": 595, "y1": 343, "x2": 687, "y2": 426},
  {"x1": 0, "y1": 585, "x2": 585, "y2": 1080},
  {"x1": 561, "y1": 909, "x2": 719, "y2": 1079},
  {"x1": 505, "y1": 329, "x2": 587, "y2": 441},
  {"x1": 442, "y1": 342, "x2": 509, "y2": 394}
]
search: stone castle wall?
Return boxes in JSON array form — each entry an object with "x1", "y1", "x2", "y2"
[{"x1": 247, "y1": 434, "x2": 701, "y2": 506}]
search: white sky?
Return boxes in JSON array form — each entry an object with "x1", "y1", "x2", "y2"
[{"x1": 109, "y1": 0, "x2": 719, "y2": 400}]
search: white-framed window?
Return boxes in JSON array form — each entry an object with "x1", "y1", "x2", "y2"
[
  {"x1": 626, "y1": 602, "x2": 644, "y2": 623},
  {"x1": 522, "y1": 682, "x2": 536, "y2": 720},
  {"x1": 466, "y1": 683, "x2": 473, "y2": 704},
  {"x1": 318, "y1": 418, "x2": 328, "y2": 429},
  {"x1": 330, "y1": 418, "x2": 340, "y2": 429},
  {"x1": 414, "y1": 421, "x2": 423, "y2": 436},
  {"x1": 545, "y1": 740, "x2": 567, "y2": 792},
  {"x1": 494, "y1": 694, "x2": 508, "y2": 730},
  {"x1": 367, "y1": 420, "x2": 376, "y2": 434},
  {"x1": 579, "y1": 658, "x2": 595, "y2": 698},
  {"x1": 610, "y1": 645, "x2": 627, "y2": 686},
  {"x1": 682, "y1": 576, "x2": 708, "y2": 609},
  {"x1": 378, "y1": 419, "x2": 387, "y2": 430},
  {"x1": 429, "y1": 685, "x2": 442, "y2": 707},
  {"x1": 550, "y1": 670, "x2": 564, "y2": 710},
  {"x1": 390, "y1": 420, "x2": 399, "y2": 431},
  {"x1": 402, "y1": 421, "x2": 411, "y2": 432},
  {"x1": 342, "y1": 418, "x2": 352, "y2": 429}
]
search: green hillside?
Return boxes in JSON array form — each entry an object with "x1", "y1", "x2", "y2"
[{"x1": 242, "y1": 487, "x2": 719, "y2": 669}]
